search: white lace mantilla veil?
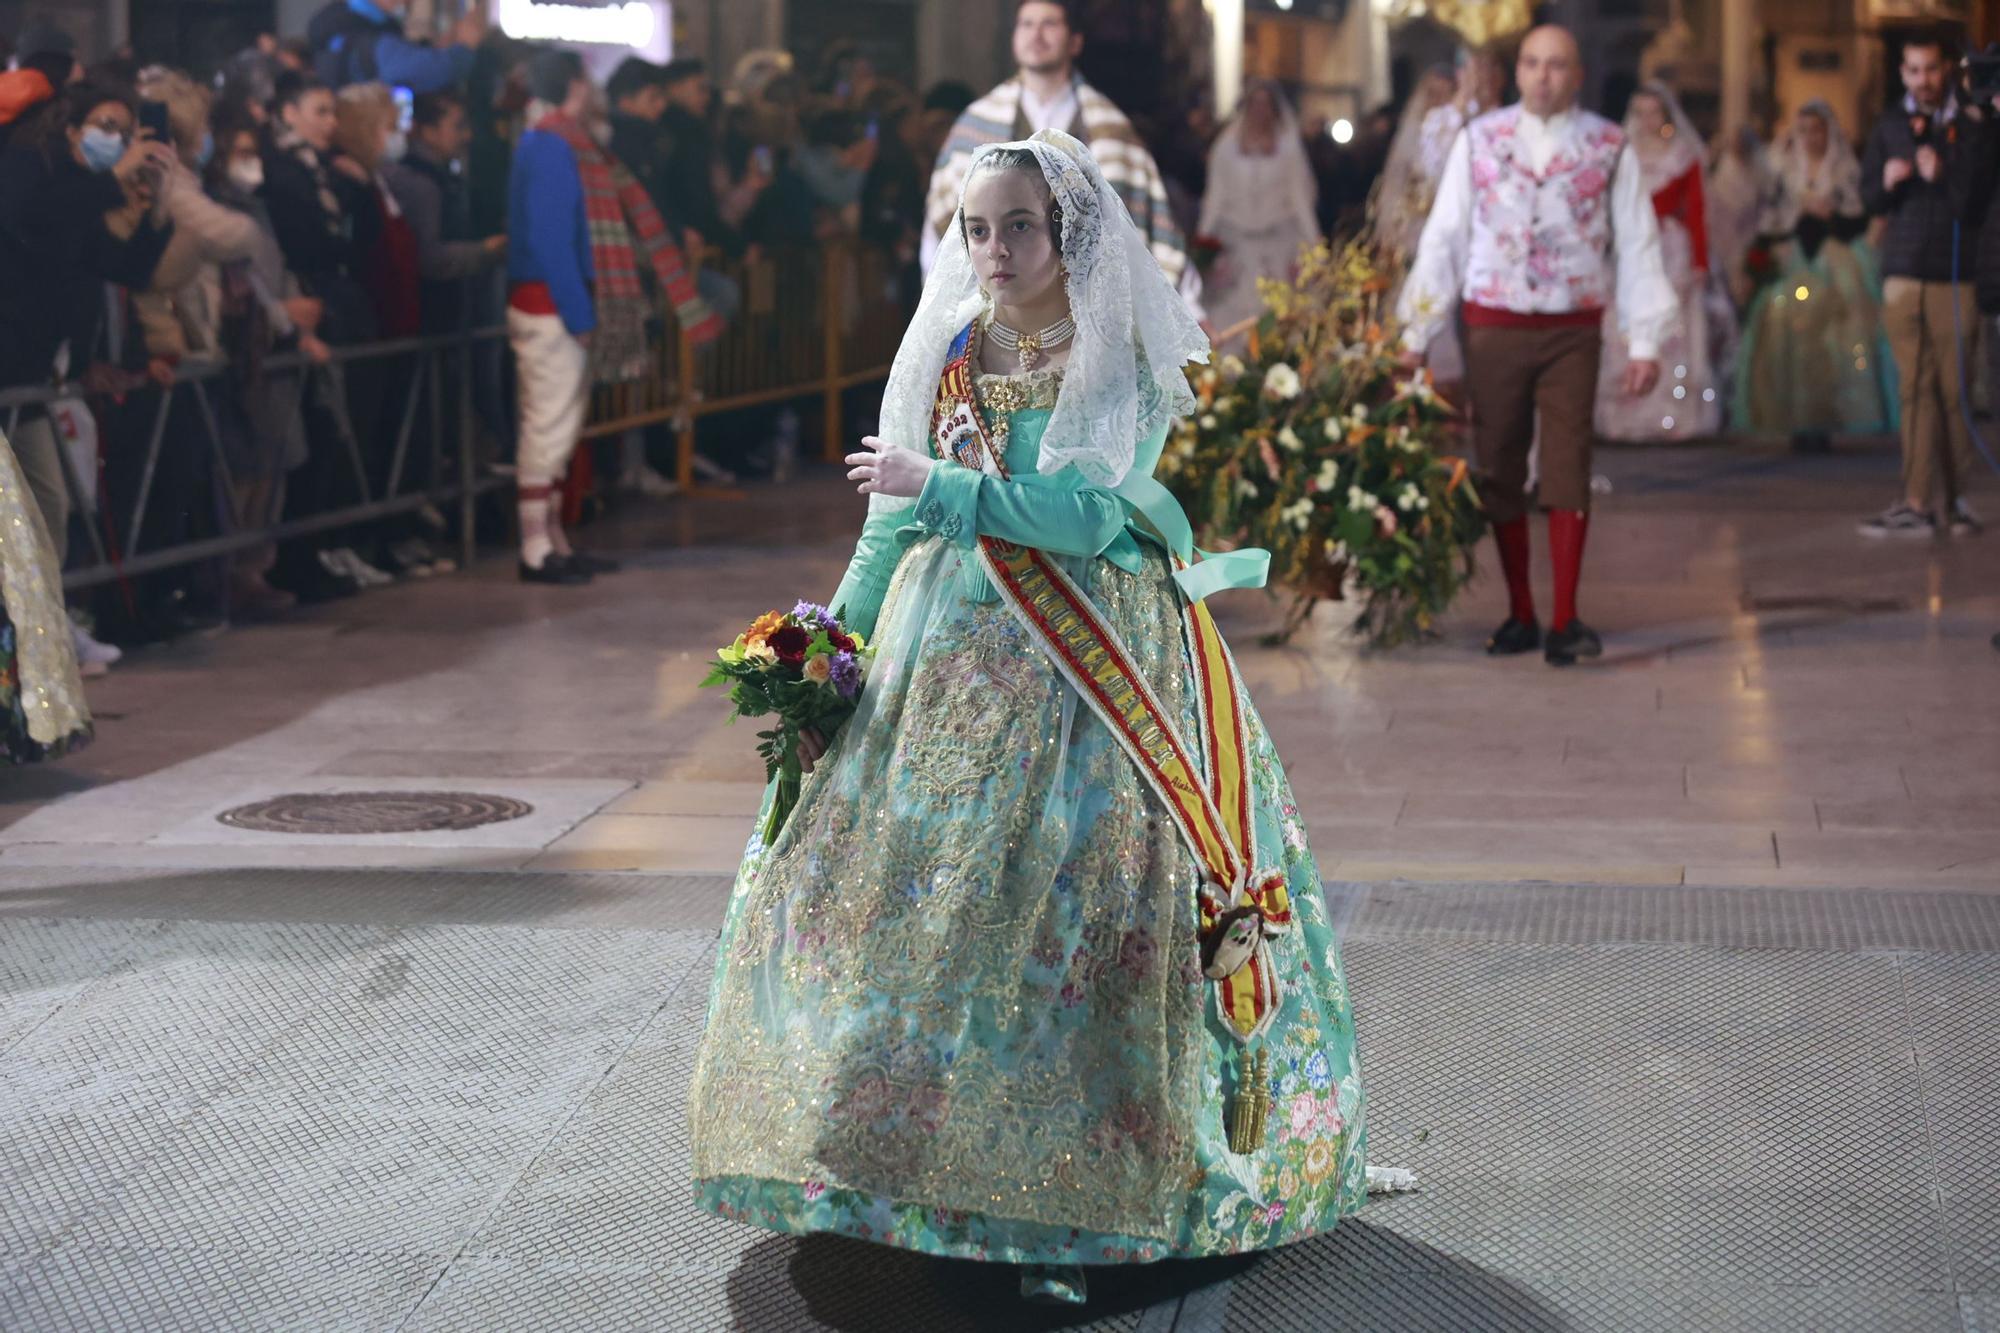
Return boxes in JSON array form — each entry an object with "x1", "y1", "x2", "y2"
[{"x1": 867, "y1": 128, "x2": 1209, "y2": 516}]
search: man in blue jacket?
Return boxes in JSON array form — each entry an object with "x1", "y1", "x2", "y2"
[
  {"x1": 505, "y1": 49, "x2": 596, "y2": 585},
  {"x1": 306, "y1": 0, "x2": 486, "y2": 94}
]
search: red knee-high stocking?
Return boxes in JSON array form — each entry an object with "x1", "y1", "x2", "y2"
[
  {"x1": 1548, "y1": 509, "x2": 1589, "y2": 633},
  {"x1": 1493, "y1": 517, "x2": 1536, "y2": 624}
]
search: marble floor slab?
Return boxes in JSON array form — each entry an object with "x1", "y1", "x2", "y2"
[{"x1": 0, "y1": 440, "x2": 1992, "y2": 891}]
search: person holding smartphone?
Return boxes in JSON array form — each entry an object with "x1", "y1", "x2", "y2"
[{"x1": 0, "y1": 80, "x2": 177, "y2": 582}]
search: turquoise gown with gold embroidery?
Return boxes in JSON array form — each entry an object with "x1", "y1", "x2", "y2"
[{"x1": 688, "y1": 363, "x2": 1370, "y2": 1264}]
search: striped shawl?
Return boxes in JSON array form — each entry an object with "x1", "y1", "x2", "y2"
[
  {"x1": 535, "y1": 110, "x2": 721, "y2": 382},
  {"x1": 926, "y1": 76, "x2": 1187, "y2": 286}
]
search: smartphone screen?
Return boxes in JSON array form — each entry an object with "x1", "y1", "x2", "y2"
[
  {"x1": 138, "y1": 99, "x2": 171, "y2": 141},
  {"x1": 393, "y1": 86, "x2": 414, "y2": 132},
  {"x1": 752, "y1": 145, "x2": 773, "y2": 176}
]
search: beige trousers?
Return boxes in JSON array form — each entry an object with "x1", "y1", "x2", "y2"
[
  {"x1": 507, "y1": 307, "x2": 591, "y2": 489},
  {"x1": 1881, "y1": 277, "x2": 1979, "y2": 511}
]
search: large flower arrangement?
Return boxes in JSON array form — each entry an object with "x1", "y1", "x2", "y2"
[{"x1": 1158, "y1": 240, "x2": 1486, "y2": 646}]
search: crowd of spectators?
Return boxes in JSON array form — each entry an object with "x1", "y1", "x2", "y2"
[
  {"x1": 0, "y1": 1, "x2": 1396, "y2": 667},
  {"x1": 0, "y1": 7, "x2": 987, "y2": 670}
]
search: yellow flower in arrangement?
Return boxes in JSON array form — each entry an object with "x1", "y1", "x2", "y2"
[
  {"x1": 1302, "y1": 1138, "x2": 1337, "y2": 1185},
  {"x1": 743, "y1": 609, "x2": 787, "y2": 649},
  {"x1": 743, "y1": 639, "x2": 778, "y2": 664}
]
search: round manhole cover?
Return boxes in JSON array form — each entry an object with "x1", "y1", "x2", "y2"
[{"x1": 217, "y1": 792, "x2": 535, "y2": 835}]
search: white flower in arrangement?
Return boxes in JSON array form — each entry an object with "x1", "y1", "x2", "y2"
[
  {"x1": 1277, "y1": 425, "x2": 1303, "y2": 453},
  {"x1": 1327, "y1": 540, "x2": 1349, "y2": 563},
  {"x1": 1314, "y1": 459, "x2": 1339, "y2": 492},
  {"x1": 1322, "y1": 417, "x2": 1342, "y2": 441},
  {"x1": 1347, "y1": 403, "x2": 1370, "y2": 426},
  {"x1": 1282, "y1": 497, "x2": 1314, "y2": 531},
  {"x1": 1235, "y1": 479, "x2": 1261, "y2": 500},
  {"x1": 1346, "y1": 484, "x2": 1371, "y2": 512},
  {"x1": 1200, "y1": 414, "x2": 1218, "y2": 430},
  {"x1": 1216, "y1": 396, "x2": 1239, "y2": 414},
  {"x1": 1198, "y1": 368, "x2": 1219, "y2": 390},
  {"x1": 1264, "y1": 363, "x2": 1302, "y2": 399},
  {"x1": 1221, "y1": 354, "x2": 1246, "y2": 377},
  {"x1": 1393, "y1": 426, "x2": 1422, "y2": 452},
  {"x1": 1396, "y1": 485, "x2": 1419, "y2": 513},
  {"x1": 1398, "y1": 372, "x2": 1438, "y2": 404}
]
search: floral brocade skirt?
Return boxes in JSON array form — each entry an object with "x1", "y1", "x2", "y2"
[{"x1": 687, "y1": 535, "x2": 1369, "y2": 1265}]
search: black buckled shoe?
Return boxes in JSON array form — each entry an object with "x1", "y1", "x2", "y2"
[
  {"x1": 519, "y1": 554, "x2": 593, "y2": 585},
  {"x1": 562, "y1": 550, "x2": 622, "y2": 576},
  {"x1": 1485, "y1": 617, "x2": 1542, "y2": 656},
  {"x1": 1544, "y1": 620, "x2": 1604, "y2": 667}
]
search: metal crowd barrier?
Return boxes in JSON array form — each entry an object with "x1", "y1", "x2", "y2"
[
  {"x1": 580, "y1": 240, "x2": 907, "y2": 490},
  {"x1": 0, "y1": 325, "x2": 502, "y2": 592},
  {"x1": 0, "y1": 241, "x2": 907, "y2": 592}
]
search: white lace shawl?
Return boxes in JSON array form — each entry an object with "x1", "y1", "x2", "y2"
[{"x1": 869, "y1": 129, "x2": 1208, "y2": 515}]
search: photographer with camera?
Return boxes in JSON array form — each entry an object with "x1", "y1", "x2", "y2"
[{"x1": 1858, "y1": 32, "x2": 1996, "y2": 539}]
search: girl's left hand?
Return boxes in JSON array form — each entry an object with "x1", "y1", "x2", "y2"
[{"x1": 846, "y1": 436, "x2": 934, "y2": 498}]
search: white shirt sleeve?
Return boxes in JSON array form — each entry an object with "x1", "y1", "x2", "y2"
[
  {"x1": 1610, "y1": 143, "x2": 1679, "y2": 361},
  {"x1": 1396, "y1": 128, "x2": 1472, "y2": 354}
]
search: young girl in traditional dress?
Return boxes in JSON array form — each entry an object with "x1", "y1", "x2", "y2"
[{"x1": 688, "y1": 131, "x2": 1405, "y2": 1307}]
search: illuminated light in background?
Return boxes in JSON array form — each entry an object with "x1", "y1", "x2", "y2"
[
  {"x1": 1662, "y1": 416, "x2": 1675, "y2": 430},
  {"x1": 1276, "y1": 0, "x2": 1294, "y2": 8},
  {"x1": 1674, "y1": 364, "x2": 1687, "y2": 379},
  {"x1": 1794, "y1": 285, "x2": 1810, "y2": 301},
  {"x1": 1703, "y1": 388, "x2": 1716, "y2": 402},
  {"x1": 496, "y1": 0, "x2": 656, "y2": 47},
  {"x1": 1331, "y1": 118, "x2": 1354, "y2": 144},
  {"x1": 1673, "y1": 385, "x2": 1686, "y2": 400}
]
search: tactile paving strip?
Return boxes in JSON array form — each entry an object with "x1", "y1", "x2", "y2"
[{"x1": 3, "y1": 876, "x2": 1997, "y2": 1331}]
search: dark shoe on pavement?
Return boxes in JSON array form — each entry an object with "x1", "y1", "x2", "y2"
[
  {"x1": 230, "y1": 576, "x2": 297, "y2": 622},
  {"x1": 1486, "y1": 616, "x2": 1542, "y2": 656},
  {"x1": 1858, "y1": 502, "x2": 1936, "y2": 539},
  {"x1": 562, "y1": 550, "x2": 622, "y2": 575},
  {"x1": 1545, "y1": 620, "x2": 1604, "y2": 667},
  {"x1": 519, "y1": 554, "x2": 593, "y2": 585}
]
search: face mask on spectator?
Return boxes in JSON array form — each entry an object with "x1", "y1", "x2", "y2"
[
  {"x1": 196, "y1": 131, "x2": 215, "y2": 170},
  {"x1": 227, "y1": 156, "x2": 264, "y2": 192},
  {"x1": 383, "y1": 130, "x2": 407, "y2": 163},
  {"x1": 80, "y1": 126, "x2": 127, "y2": 173}
]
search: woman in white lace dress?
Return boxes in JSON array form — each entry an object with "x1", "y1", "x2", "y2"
[{"x1": 1197, "y1": 81, "x2": 1319, "y2": 341}]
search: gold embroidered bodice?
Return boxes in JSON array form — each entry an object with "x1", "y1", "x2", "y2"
[{"x1": 973, "y1": 365, "x2": 1064, "y2": 417}]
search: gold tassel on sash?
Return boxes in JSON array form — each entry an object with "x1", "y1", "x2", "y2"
[{"x1": 1228, "y1": 1046, "x2": 1270, "y2": 1154}]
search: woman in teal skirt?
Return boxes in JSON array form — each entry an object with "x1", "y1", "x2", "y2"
[
  {"x1": 1733, "y1": 101, "x2": 1899, "y2": 449},
  {"x1": 687, "y1": 131, "x2": 1407, "y2": 1307}
]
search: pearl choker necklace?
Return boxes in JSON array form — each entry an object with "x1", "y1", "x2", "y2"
[{"x1": 985, "y1": 314, "x2": 1076, "y2": 373}]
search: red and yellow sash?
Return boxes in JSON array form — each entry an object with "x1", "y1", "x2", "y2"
[{"x1": 931, "y1": 328, "x2": 1291, "y2": 1042}]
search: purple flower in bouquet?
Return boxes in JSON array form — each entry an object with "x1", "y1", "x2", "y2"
[
  {"x1": 792, "y1": 600, "x2": 839, "y2": 632},
  {"x1": 829, "y1": 651, "x2": 861, "y2": 700}
]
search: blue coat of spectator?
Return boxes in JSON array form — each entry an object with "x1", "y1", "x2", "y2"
[
  {"x1": 507, "y1": 127, "x2": 595, "y2": 336},
  {"x1": 306, "y1": 0, "x2": 478, "y2": 94}
]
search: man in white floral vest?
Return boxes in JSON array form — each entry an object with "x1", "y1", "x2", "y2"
[{"x1": 1397, "y1": 25, "x2": 1678, "y2": 666}]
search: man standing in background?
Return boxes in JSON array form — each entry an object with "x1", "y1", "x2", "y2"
[
  {"x1": 1398, "y1": 25, "x2": 1676, "y2": 667},
  {"x1": 1859, "y1": 32, "x2": 1993, "y2": 539},
  {"x1": 923, "y1": 0, "x2": 1193, "y2": 308}
]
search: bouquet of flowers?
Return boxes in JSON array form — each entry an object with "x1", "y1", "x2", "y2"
[
  {"x1": 701, "y1": 601, "x2": 869, "y2": 843},
  {"x1": 1158, "y1": 238, "x2": 1487, "y2": 647}
]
